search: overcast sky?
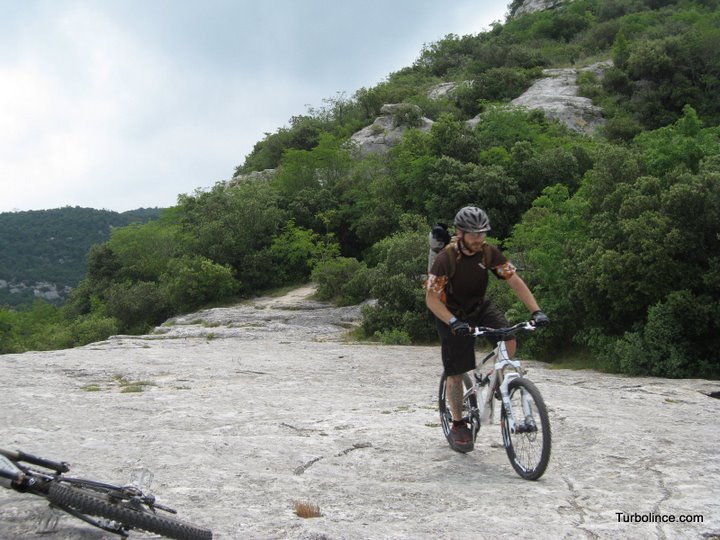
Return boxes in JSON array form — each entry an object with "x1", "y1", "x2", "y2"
[{"x1": 0, "y1": 0, "x2": 509, "y2": 213}]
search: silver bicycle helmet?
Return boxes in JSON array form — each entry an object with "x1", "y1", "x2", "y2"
[{"x1": 453, "y1": 206, "x2": 491, "y2": 233}]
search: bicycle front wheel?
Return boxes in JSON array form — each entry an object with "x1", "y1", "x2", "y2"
[
  {"x1": 48, "y1": 482, "x2": 212, "y2": 540},
  {"x1": 500, "y1": 378, "x2": 551, "y2": 480}
]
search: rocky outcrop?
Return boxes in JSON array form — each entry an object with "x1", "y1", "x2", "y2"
[
  {"x1": 463, "y1": 62, "x2": 611, "y2": 135},
  {"x1": 512, "y1": 0, "x2": 567, "y2": 17},
  {"x1": 509, "y1": 63, "x2": 608, "y2": 135},
  {"x1": 228, "y1": 168, "x2": 276, "y2": 186},
  {"x1": 349, "y1": 103, "x2": 434, "y2": 157},
  {"x1": 427, "y1": 82, "x2": 461, "y2": 100},
  {"x1": 0, "y1": 279, "x2": 71, "y2": 301}
]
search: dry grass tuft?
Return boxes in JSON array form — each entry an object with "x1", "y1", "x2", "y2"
[{"x1": 294, "y1": 500, "x2": 321, "y2": 518}]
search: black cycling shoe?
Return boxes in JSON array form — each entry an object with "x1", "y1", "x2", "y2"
[{"x1": 450, "y1": 423, "x2": 474, "y2": 453}]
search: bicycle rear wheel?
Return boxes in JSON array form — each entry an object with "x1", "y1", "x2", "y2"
[
  {"x1": 500, "y1": 378, "x2": 551, "y2": 480},
  {"x1": 438, "y1": 372, "x2": 479, "y2": 452},
  {"x1": 48, "y1": 482, "x2": 212, "y2": 540}
]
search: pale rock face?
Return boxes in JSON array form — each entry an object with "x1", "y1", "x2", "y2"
[
  {"x1": 426, "y1": 80, "x2": 473, "y2": 101},
  {"x1": 427, "y1": 82, "x2": 460, "y2": 100},
  {"x1": 467, "y1": 62, "x2": 610, "y2": 135},
  {"x1": 0, "y1": 280, "x2": 71, "y2": 301},
  {"x1": 228, "y1": 168, "x2": 276, "y2": 186},
  {"x1": 511, "y1": 63, "x2": 609, "y2": 135},
  {"x1": 513, "y1": 0, "x2": 566, "y2": 17},
  {"x1": 349, "y1": 104, "x2": 434, "y2": 157}
]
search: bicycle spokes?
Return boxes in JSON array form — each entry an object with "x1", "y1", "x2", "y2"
[{"x1": 500, "y1": 379, "x2": 551, "y2": 480}]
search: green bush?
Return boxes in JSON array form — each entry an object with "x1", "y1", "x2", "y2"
[
  {"x1": 603, "y1": 115, "x2": 643, "y2": 141},
  {"x1": 359, "y1": 220, "x2": 436, "y2": 342},
  {"x1": 606, "y1": 290, "x2": 719, "y2": 378},
  {"x1": 159, "y1": 256, "x2": 239, "y2": 314},
  {"x1": 106, "y1": 281, "x2": 171, "y2": 332},
  {"x1": 311, "y1": 257, "x2": 370, "y2": 305},
  {"x1": 391, "y1": 103, "x2": 423, "y2": 128},
  {"x1": 70, "y1": 313, "x2": 121, "y2": 347},
  {"x1": 269, "y1": 222, "x2": 338, "y2": 285}
]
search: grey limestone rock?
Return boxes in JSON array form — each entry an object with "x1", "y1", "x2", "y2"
[
  {"x1": 513, "y1": 0, "x2": 567, "y2": 17},
  {"x1": 465, "y1": 62, "x2": 610, "y2": 135},
  {"x1": 1, "y1": 284, "x2": 719, "y2": 539},
  {"x1": 349, "y1": 104, "x2": 434, "y2": 157}
]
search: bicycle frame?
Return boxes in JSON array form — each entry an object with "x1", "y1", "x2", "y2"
[
  {"x1": 0, "y1": 448, "x2": 188, "y2": 538},
  {"x1": 464, "y1": 323, "x2": 534, "y2": 435}
]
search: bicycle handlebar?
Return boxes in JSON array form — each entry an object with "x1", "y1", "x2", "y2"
[
  {"x1": 0, "y1": 448, "x2": 69, "y2": 473},
  {"x1": 471, "y1": 320, "x2": 536, "y2": 338}
]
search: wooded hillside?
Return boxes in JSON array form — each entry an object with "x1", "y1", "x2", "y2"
[
  {"x1": 0, "y1": 207, "x2": 161, "y2": 307},
  {"x1": 2, "y1": 0, "x2": 718, "y2": 379}
]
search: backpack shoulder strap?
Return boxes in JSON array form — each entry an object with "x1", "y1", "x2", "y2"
[
  {"x1": 444, "y1": 242, "x2": 458, "y2": 279},
  {"x1": 482, "y1": 243, "x2": 492, "y2": 271}
]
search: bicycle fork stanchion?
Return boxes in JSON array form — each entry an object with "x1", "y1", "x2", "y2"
[{"x1": 499, "y1": 371, "x2": 521, "y2": 434}]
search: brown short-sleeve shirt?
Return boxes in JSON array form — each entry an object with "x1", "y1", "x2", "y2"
[{"x1": 426, "y1": 243, "x2": 516, "y2": 314}]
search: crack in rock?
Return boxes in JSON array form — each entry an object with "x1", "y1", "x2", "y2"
[
  {"x1": 562, "y1": 477, "x2": 600, "y2": 539},
  {"x1": 281, "y1": 423, "x2": 322, "y2": 436},
  {"x1": 648, "y1": 466, "x2": 673, "y2": 540},
  {"x1": 294, "y1": 443, "x2": 373, "y2": 475},
  {"x1": 294, "y1": 456, "x2": 323, "y2": 476}
]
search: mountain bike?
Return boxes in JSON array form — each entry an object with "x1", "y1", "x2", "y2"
[
  {"x1": 0, "y1": 448, "x2": 212, "y2": 539},
  {"x1": 438, "y1": 321, "x2": 552, "y2": 480}
]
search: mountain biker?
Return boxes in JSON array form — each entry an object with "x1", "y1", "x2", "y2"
[{"x1": 425, "y1": 206, "x2": 549, "y2": 452}]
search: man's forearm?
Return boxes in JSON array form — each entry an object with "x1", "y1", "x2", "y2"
[
  {"x1": 425, "y1": 291, "x2": 454, "y2": 324},
  {"x1": 507, "y1": 274, "x2": 540, "y2": 313}
]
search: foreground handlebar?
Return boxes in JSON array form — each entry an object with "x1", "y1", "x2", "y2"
[
  {"x1": 0, "y1": 449, "x2": 69, "y2": 474},
  {"x1": 471, "y1": 321, "x2": 536, "y2": 338}
]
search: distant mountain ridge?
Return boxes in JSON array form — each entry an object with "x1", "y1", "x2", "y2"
[{"x1": 0, "y1": 206, "x2": 162, "y2": 307}]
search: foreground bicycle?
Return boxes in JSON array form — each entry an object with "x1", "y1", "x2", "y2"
[
  {"x1": 438, "y1": 321, "x2": 551, "y2": 480},
  {"x1": 0, "y1": 448, "x2": 212, "y2": 539}
]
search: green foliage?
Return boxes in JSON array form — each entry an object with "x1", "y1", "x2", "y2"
[
  {"x1": 0, "y1": 301, "x2": 121, "y2": 353},
  {"x1": 607, "y1": 290, "x2": 719, "y2": 378},
  {"x1": 6, "y1": 0, "x2": 720, "y2": 380},
  {"x1": 175, "y1": 181, "x2": 287, "y2": 289},
  {"x1": 373, "y1": 329, "x2": 412, "y2": 345},
  {"x1": 105, "y1": 281, "x2": 170, "y2": 332},
  {"x1": 69, "y1": 312, "x2": 121, "y2": 347},
  {"x1": 159, "y1": 256, "x2": 239, "y2": 313},
  {"x1": 634, "y1": 105, "x2": 720, "y2": 175},
  {"x1": 360, "y1": 217, "x2": 436, "y2": 342},
  {"x1": 268, "y1": 222, "x2": 339, "y2": 285},
  {"x1": 390, "y1": 103, "x2": 424, "y2": 128},
  {"x1": 272, "y1": 133, "x2": 352, "y2": 199},
  {"x1": 311, "y1": 257, "x2": 370, "y2": 305},
  {"x1": 0, "y1": 207, "x2": 161, "y2": 307},
  {"x1": 508, "y1": 125, "x2": 720, "y2": 377},
  {"x1": 107, "y1": 220, "x2": 190, "y2": 281}
]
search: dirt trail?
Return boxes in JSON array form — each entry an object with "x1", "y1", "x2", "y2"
[{"x1": 1, "y1": 286, "x2": 719, "y2": 539}]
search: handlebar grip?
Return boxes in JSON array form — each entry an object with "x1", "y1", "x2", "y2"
[{"x1": 0, "y1": 455, "x2": 22, "y2": 487}]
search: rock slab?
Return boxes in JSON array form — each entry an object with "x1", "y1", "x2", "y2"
[{"x1": 1, "y1": 286, "x2": 719, "y2": 539}]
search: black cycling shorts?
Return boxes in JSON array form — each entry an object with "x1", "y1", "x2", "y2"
[{"x1": 436, "y1": 300, "x2": 509, "y2": 376}]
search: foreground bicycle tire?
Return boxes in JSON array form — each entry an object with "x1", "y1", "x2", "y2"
[
  {"x1": 438, "y1": 372, "x2": 478, "y2": 452},
  {"x1": 48, "y1": 482, "x2": 212, "y2": 540},
  {"x1": 500, "y1": 378, "x2": 551, "y2": 480}
]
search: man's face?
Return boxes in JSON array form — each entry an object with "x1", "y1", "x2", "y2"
[{"x1": 458, "y1": 229, "x2": 487, "y2": 254}]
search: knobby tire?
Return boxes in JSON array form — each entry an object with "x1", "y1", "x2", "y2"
[
  {"x1": 500, "y1": 378, "x2": 551, "y2": 480},
  {"x1": 47, "y1": 482, "x2": 212, "y2": 540},
  {"x1": 438, "y1": 372, "x2": 478, "y2": 452}
]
